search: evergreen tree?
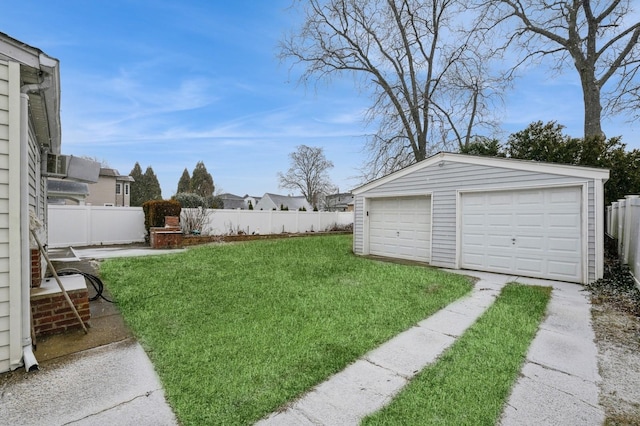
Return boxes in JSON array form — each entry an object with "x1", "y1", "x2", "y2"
[
  {"x1": 177, "y1": 168, "x2": 191, "y2": 194},
  {"x1": 129, "y1": 162, "x2": 145, "y2": 207},
  {"x1": 190, "y1": 161, "x2": 214, "y2": 198},
  {"x1": 143, "y1": 166, "x2": 162, "y2": 201}
]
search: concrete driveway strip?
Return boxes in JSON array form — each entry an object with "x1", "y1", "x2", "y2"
[
  {"x1": 257, "y1": 274, "x2": 509, "y2": 425},
  {"x1": 499, "y1": 278, "x2": 605, "y2": 426},
  {"x1": 0, "y1": 339, "x2": 178, "y2": 426}
]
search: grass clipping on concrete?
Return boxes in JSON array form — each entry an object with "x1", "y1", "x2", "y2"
[
  {"x1": 363, "y1": 283, "x2": 552, "y2": 426},
  {"x1": 100, "y1": 235, "x2": 472, "y2": 425}
]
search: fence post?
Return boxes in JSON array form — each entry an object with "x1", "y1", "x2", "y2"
[
  {"x1": 623, "y1": 195, "x2": 640, "y2": 264},
  {"x1": 86, "y1": 205, "x2": 92, "y2": 246},
  {"x1": 618, "y1": 199, "x2": 626, "y2": 259}
]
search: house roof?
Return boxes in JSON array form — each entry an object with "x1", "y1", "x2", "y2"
[
  {"x1": 0, "y1": 32, "x2": 61, "y2": 154},
  {"x1": 99, "y1": 168, "x2": 135, "y2": 182},
  {"x1": 263, "y1": 193, "x2": 312, "y2": 210},
  {"x1": 219, "y1": 193, "x2": 243, "y2": 200},
  {"x1": 352, "y1": 152, "x2": 611, "y2": 194}
]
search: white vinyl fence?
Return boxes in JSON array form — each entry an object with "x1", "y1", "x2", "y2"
[
  {"x1": 606, "y1": 195, "x2": 640, "y2": 289},
  {"x1": 48, "y1": 205, "x2": 147, "y2": 248},
  {"x1": 48, "y1": 205, "x2": 353, "y2": 248}
]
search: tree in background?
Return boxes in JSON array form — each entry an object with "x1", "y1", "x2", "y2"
[
  {"x1": 143, "y1": 166, "x2": 162, "y2": 202},
  {"x1": 129, "y1": 162, "x2": 145, "y2": 206},
  {"x1": 278, "y1": 145, "x2": 335, "y2": 208},
  {"x1": 281, "y1": 0, "x2": 505, "y2": 181},
  {"x1": 130, "y1": 163, "x2": 163, "y2": 206},
  {"x1": 190, "y1": 161, "x2": 214, "y2": 199},
  {"x1": 177, "y1": 168, "x2": 191, "y2": 194},
  {"x1": 463, "y1": 121, "x2": 640, "y2": 205},
  {"x1": 480, "y1": 0, "x2": 640, "y2": 139}
]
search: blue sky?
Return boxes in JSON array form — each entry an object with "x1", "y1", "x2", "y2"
[{"x1": 1, "y1": 1, "x2": 638, "y2": 197}]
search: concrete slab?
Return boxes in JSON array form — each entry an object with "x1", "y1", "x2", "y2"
[
  {"x1": 365, "y1": 327, "x2": 455, "y2": 378},
  {"x1": 526, "y1": 328, "x2": 600, "y2": 382},
  {"x1": 418, "y1": 306, "x2": 483, "y2": 337},
  {"x1": 72, "y1": 246, "x2": 185, "y2": 260},
  {"x1": 0, "y1": 339, "x2": 178, "y2": 426},
  {"x1": 500, "y1": 369, "x2": 604, "y2": 426}
]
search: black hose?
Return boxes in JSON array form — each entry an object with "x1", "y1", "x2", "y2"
[{"x1": 56, "y1": 268, "x2": 115, "y2": 303}]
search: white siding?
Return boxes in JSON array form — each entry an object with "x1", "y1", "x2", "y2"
[
  {"x1": 355, "y1": 160, "x2": 599, "y2": 282},
  {"x1": 0, "y1": 59, "x2": 9, "y2": 372}
]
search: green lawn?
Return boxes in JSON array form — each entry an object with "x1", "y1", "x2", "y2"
[
  {"x1": 100, "y1": 235, "x2": 472, "y2": 425},
  {"x1": 363, "y1": 283, "x2": 552, "y2": 426}
]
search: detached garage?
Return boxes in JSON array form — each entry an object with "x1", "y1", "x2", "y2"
[{"x1": 352, "y1": 152, "x2": 610, "y2": 284}]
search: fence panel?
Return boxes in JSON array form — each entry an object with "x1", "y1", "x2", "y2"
[
  {"x1": 48, "y1": 205, "x2": 146, "y2": 248},
  {"x1": 606, "y1": 195, "x2": 640, "y2": 290},
  {"x1": 48, "y1": 205, "x2": 354, "y2": 248}
]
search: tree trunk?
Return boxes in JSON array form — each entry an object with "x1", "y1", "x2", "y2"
[{"x1": 580, "y1": 69, "x2": 604, "y2": 139}]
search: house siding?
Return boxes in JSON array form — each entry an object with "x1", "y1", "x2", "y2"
[
  {"x1": 355, "y1": 160, "x2": 599, "y2": 282},
  {"x1": 0, "y1": 59, "x2": 9, "y2": 372},
  {"x1": 85, "y1": 176, "x2": 116, "y2": 206}
]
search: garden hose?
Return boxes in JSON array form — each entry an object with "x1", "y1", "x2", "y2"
[{"x1": 56, "y1": 268, "x2": 115, "y2": 303}]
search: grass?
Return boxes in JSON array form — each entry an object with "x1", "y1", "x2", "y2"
[
  {"x1": 100, "y1": 234, "x2": 472, "y2": 425},
  {"x1": 363, "y1": 283, "x2": 552, "y2": 426}
]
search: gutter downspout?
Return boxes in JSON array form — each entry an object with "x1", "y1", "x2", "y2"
[{"x1": 18, "y1": 76, "x2": 52, "y2": 372}]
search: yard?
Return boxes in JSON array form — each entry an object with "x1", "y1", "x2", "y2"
[
  {"x1": 101, "y1": 235, "x2": 471, "y2": 424},
  {"x1": 101, "y1": 235, "x2": 549, "y2": 425}
]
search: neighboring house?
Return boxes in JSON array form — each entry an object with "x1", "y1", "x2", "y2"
[
  {"x1": 85, "y1": 168, "x2": 134, "y2": 207},
  {"x1": 255, "y1": 193, "x2": 312, "y2": 211},
  {"x1": 325, "y1": 193, "x2": 354, "y2": 212},
  {"x1": 218, "y1": 193, "x2": 261, "y2": 210},
  {"x1": 352, "y1": 152, "x2": 610, "y2": 284}
]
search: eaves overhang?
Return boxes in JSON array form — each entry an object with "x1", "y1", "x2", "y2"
[
  {"x1": 352, "y1": 152, "x2": 611, "y2": 195},
  {"x1": 0, "y1": 32, "x2": 61, "y2": 154}
]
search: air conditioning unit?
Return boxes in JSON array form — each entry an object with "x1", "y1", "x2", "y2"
[{"x1": 44, "y1": 153, "x2": 69, "y2": 177}]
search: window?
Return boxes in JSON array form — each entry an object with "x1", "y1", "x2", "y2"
[
  {"x1": 116, "y1": 183, "x2": 122, "y2": 195},
  {"x1": 125, "y1": 184, "x2": 129, "y2": 195}
]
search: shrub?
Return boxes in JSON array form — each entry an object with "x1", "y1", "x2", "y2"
[
  {"x1": 175, "y1": 192, "x2": 206, "y2": 208},
  {"x1": 142, "y1": 200, "x2": 181, "y2": 242}
]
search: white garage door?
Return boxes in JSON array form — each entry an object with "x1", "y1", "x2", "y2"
[
  {"x1": 461, "y1": 186, "x2": 583, "y2": 282},
  {"x1": 369, "y1": 196, "x2": 431, "y2": 262}
]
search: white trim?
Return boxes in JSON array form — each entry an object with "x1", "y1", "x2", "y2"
[
  {"x1": 595, "y1": 179, "x2": 605, "y2": 279},
  {"x1": 7, "y1": 61, "x2": 22, "y2": 369},
  {"x1": 581, "y1": 184, "x2": 589, "y2": 284},
  {"x1": 352, "y1": 152, "x2": 610, "y2": 194}
]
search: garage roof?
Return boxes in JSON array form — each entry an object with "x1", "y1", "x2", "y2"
[{"x1": 353, "y1": 152, "x2": 610, "y2": 194}]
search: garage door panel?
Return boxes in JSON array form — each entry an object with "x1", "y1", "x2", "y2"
[
  {"x1": 461, "y1": 187, "x2": 582, "y2": 282},
  {"x1": 548, "y1": 260, "x2": 580, "y2": 278},
  {"x1": 368, "y1": 196, "x2": 431, "y2": 262}
]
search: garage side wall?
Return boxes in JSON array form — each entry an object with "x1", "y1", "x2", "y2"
[{"x1": 354, "y1": 161, "x2": 598, "y2": 282}]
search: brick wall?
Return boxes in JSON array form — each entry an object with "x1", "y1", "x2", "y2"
[
  {"x1": 31, "y1": 288, "x2": 90, "y2": 336},
  {"x1": 31, "y1": 249, "x2": 42, "y2": 288}
]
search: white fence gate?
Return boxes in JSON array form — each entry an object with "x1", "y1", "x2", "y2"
[
  {"x1": 606, "y1": 195, "x2": 640, "y2": 289},
  {"x1": 48, "y1": 205, "x2": 354, "y2": 248}
]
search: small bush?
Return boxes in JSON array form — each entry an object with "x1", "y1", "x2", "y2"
[
  {"x1": 142, "y1": 200, "x2": 182, "y2": 242},
  {"x1": 175, "y1": 192, "x2": 206, "y2": 208}
]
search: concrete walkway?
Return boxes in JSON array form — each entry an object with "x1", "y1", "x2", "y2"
[
  {"x1": 257, "y1": 271, "x2": 605, "y2": 425},
  {"x1": 0, "y1": 339, "x2": 178, "y2": 426}
]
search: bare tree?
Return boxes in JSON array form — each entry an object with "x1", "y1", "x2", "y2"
[
  {"x1": 278, "y1": 145, "x2": 335, "y2": 208},
  {"x1": 281, "y1": 0, "x2": 505, "y2": 181},
  {"x1": 480, "y1": 0, "x2": 640, "y2": 138}
]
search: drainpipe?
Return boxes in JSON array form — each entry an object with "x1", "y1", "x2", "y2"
[{"x1": 18, "y1": 76, "x2": 52, "y2": 372}]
